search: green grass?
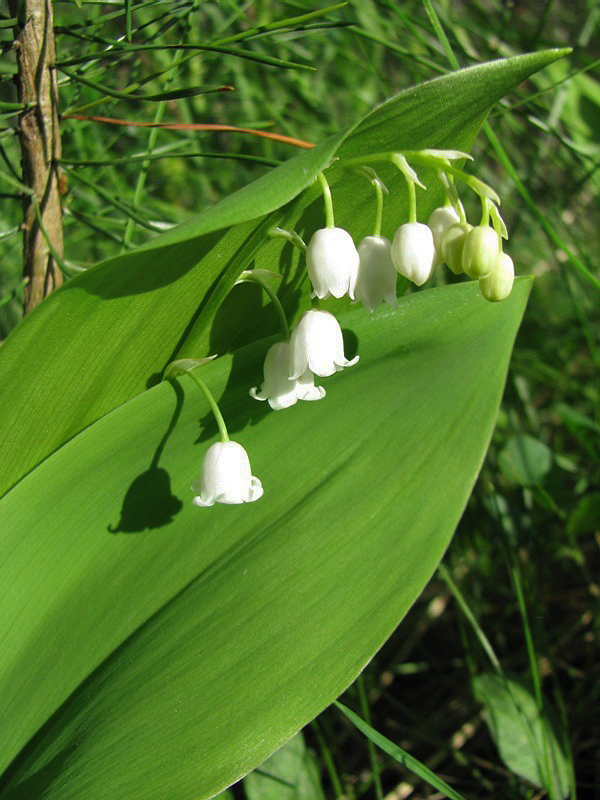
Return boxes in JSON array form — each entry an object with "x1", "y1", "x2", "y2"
[{"x1": 0, "y1": 0, "x2": 598, "y2": 797}]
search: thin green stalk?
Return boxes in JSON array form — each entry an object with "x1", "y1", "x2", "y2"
[
  {"x1": 422, "y1": 0, "x2": 460, "y2": 69},
  {"x1": 66, "y1": 168, "x2": 163, "y2": 232},
  {"x1": 56, "y1": 41, "x2": 314, "y2": 72},
  {"x1": 31, "y1": 199, "x2": 70, "y2": 275},
  {"x1": 317, "y1": 171, "x2": 334, "y2": 228},
  {"x1": 356, "y1": 674, "x2": 383, "y2": 800},
  {"x1": 509, "y1": 561, "x2": 556, "y2": 799},
  {"x1": 125, "y1": 0, "x2": 132, "y2": 40},
  {"x1": 437, "y1": 563, "x2": 502, "y2": 674},
  {"x1": 64, "y1": 207, "x2": 129, "y2": 246},
  {"x1": 0, "y1": 225, "x2": 18, "y2": 240},
  {"x1": 0, "y1": 169, "x2": 33, "y2": 195},
  {"x1": 212, "y1": 3, "x2": 348, "y2": 45},
  {"x1": 336, "y1": 702, "x2": 467, "y2": 800},
  {"x1": 186, "y1": 371, "x2": 229, "y2": 443},
  {"x1": 122, "y1": 86, "x2": 173, "y2": 248},
  {"x1": 60, "y1": 151, "x2": 279, "y2": 167},
  {"x1": 479, "y1": 196, "x2": 490, "y2": 227},
  {"x1": 407, "y1": 179, "x2": 417, "y2": 223},
  {"x1": 484, "y1": 123, "x2": 600, "y2": 292},
  {"x1": 311, "y1": 720, "x2": 345, "y2": 799},
  {"x1": 0, "y1": 277, "x2": 27, "y2": 310},
  {"x1": 242, "y1": 273, "x2": 290, "y2": 341},
  {"x1": 372, "y1": 180, "x2": 384, "y2": 237},
  {"x1": 563, "y1": 268, "x2": 599, "y2": 368},
  {"x1": 122, "y1": 2, "x2": 200, "y2": 248}
]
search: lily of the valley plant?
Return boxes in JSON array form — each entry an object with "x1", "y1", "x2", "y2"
[{"x1": 164, "y1": 149, "x2": 515, "y2": 507}]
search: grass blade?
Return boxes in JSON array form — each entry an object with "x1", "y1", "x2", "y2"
[{"x1": 335, "y1": 702, "x2": 468, "y2": 800}]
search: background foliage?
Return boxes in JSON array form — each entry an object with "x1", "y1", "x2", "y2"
[{"x1": 0, "y1": 0, "x2": 598, "y2": 798}]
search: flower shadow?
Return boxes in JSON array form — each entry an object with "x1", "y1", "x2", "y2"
[{"x1": 108, "y1": 382, "x2": 184, "y2": 534}]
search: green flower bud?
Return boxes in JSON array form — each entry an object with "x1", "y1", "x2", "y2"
[
  {"x1": 479, "y1": 252, "x2": 515, "y2": 302},
  {"x1": 441, "y1": 222, "x2": 472, "y2": 275},
  {"x1": 462, "y1": 225, "x2": 501, "y2": 279}
]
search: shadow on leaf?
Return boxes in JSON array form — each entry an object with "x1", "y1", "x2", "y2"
[{"x1": 108, "y1": 383, "x2": 184, "y2": 533}]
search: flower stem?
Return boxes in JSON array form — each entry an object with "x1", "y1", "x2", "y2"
[
  {"x1": 479, "y1": 196, "x2": 490, "y2": 226},
  {"x1": 317, "y1": 170, "x2": 335, "y2": 228},
  {"x1": 243, "y1": 272, "x2": 290, "y2": 341},
  {"x1": 186, "y1": 371, "x2": 230, "y2": 443},
  {"x1": 407, "y1": 180, "x2": 417, "y2": 223},
  {"x1": 343, "y1": 152, "x2": 500, "y2": 206},
  {"x1": 373, "y1": 180, "x2": 384, "y2": 237}
]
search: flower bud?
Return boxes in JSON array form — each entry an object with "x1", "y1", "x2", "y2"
[
  {"x1": 306, "y1": 227, "x2": 360, "y2": 300},
  {"x1": 441, "y1": 222, "x2": 472, "y2": 275},
  {"x1": 427, "y1": 206, "x2": 460, "y2": 265},
  {"x1": 461, "y1": 225, "x2": 501, "y2": 279},
  {"x1": 391, "y1": 222, "x2": 436, "y2": 286},
  {"x1": 479, "y1": 252, "x2": 515, "y2": 302},
  {"x1": 354, "y1": 235, "x2": 398, "y2": 312}
]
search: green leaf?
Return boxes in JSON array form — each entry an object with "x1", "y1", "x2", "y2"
[
  {"x1": 0, "y1": 280, "x2": 529, "y2": 799},
  {"x1": 244, "y1": 733, "x2": 325, "y2": 800},
  {"x1": 566, "y1": 492, "x2": 600, "y2": 538},
  {"x1": 498, "y1": 433, "x2": 553, "y2": 486},
  {"x1": 473, "y1": 674, "x2": 571, "y2": 799},
  {"x1": 0, "y1": 50, "x2": 567, "y2": 498}
]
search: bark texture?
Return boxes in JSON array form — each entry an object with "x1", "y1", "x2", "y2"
[{"x1": 10, "y1": 0, "x2": 63, "y2": 314}]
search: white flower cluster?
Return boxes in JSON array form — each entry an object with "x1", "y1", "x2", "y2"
[
  {"x1": 192, "y1": 151, "x2": 516, "y2": 507},
  {"x1": 250, "y1": 309, "x2": 359, "y2": 410},
  {"x1": 390, "y1": 207, "x2": 513, "y2": 302}
]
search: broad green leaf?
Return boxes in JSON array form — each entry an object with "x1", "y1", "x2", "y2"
[
  {"x1": 244, "y1": 733, "x2": 325, "y2": 800},
  {"x1": 473, "y1": 673, "x2": 571, "y2": 799},
  {"x1": 498, "y1": 433, "x2": 553, "y2": 486},
  {"x1": 0, "y1": 279, "x2": 529, "y2": 799},
  {"x1": 0, "y1": 50, "x2": 567, "y2": 497}
]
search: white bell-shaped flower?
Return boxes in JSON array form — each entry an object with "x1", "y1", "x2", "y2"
[
  {"x1": 192, "y1": 441, "x2": 263, "y2": 507},
  {"x1": 354, "y1": 235, "x2": 398, "y2": 313},
  {"x1": 289, "y1": 309, "x2": 359, "y2": 379},
  {"x1": 427, "y1": 206, "x2": 460, "y2": 265},
  {"x1": 306, "y1": 227, "x2": 360, "y2": 300},
  {"x1": 391, "y1": 222, "x2": 436, "y2": 286},
  {"x1": 479, "y1": 252, "x2": 515, "y2": 302},
  {"x1": 462, "y1": 225, "x2": 501, "y2": 279},
  {"x1": 250, "y1": 340, "x2": 325, "y2": 410}
]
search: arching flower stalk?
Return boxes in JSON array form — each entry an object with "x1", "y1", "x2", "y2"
[
  {"x1": 354, "y1": 172, "x2": 398, "y2": 312},
  {"x1": 388, "y1": 154, "x2": 436, "y2": 286},
  {"x1": 163, "y1": 359, "x2": 263, "y2": 507}
]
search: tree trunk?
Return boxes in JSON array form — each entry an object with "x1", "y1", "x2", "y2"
[{"x1": 10, "y1": 0, "x2": 63, "y2": 315}]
